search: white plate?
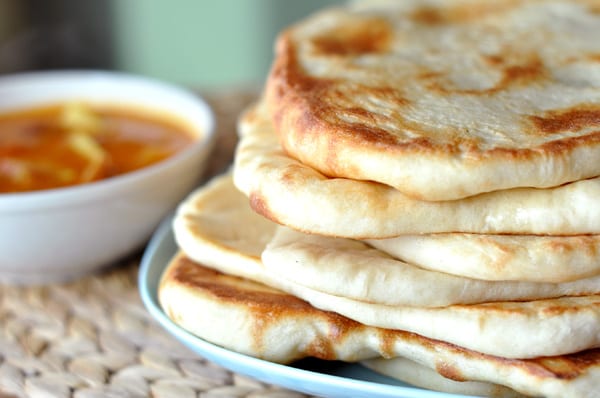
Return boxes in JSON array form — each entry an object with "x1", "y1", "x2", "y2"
[{"x1": 138, "y1": 216, "x2": 475, "y2": 398}]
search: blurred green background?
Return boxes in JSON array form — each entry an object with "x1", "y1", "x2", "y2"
[{"x1": 0, "y1": 0, "x2": 343, "y2": 89}]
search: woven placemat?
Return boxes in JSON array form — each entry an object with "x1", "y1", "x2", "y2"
[{"x1": 0, "y1": 90, "x2": 314, "y2": 398}]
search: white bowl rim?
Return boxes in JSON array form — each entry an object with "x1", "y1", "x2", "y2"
[{"x1": 0, "y1": 70, "x2": 216, "y2": 210}]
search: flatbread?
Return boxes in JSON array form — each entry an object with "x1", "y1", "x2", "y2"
[
  {"x1": 174, "y1": 173, "x2": 600, "y2": 358},
  {"x1": 174, "y1": 167, "x2": 277, "y2": 283},
  {"x1": 265, "y1": 0, "x2": 600, "y2": 201},
  {"x1": 234, "y1": 103, "x2": 600, "y2": 238},
  {"x1": 368, "y1": 233, "x2": 600, "y2": 283},
  {"x1": 159, "y1": 253, "x2": 600, "y2": 398},
  {"x1": 263, "y1": 226, "x2": 600, "y2": 306}
]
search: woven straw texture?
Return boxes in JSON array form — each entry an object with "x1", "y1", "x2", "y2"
[{"x1": 0, "y1": 90, "x2": 312, "y2": 398}]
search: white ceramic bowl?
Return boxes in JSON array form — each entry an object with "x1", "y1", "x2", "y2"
[{"x1": 0, "y1": 70, "x2": 215, "y2": 284}]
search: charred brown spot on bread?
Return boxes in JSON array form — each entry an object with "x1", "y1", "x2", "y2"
[
  {"x1": 581, "y1": 1, "x2": 600, "y2": 14},
  {"x1": 450, "y1": 297, "x2": 600, "y2": 318},
  {"x1": 375, "y1": 329, "x2": 394, "y2": 358},
  {"x1": 279, "y1": 163, "x2": 305, "y2": 186},
  {"x1": 311, "y1": 17, "x2": 392, "y2": 56},
  {"x1": 267, "y1": 35, "x2": 334, "y2": 134},
  {"x1": 338, "y1": 122, "x2": 398, "y2": 146},
  {"x1": 473, "y1": 235, "x2": 514, "y2": 273},
  {"x1": 546, "y1": 235, "x2": 600, "y2": 258},
  {"x1": 540, "y1": 301, "x2": 600, "y2": 317},
  {"x1": 411, "y1": 1, "x2": 521, "y2": 25},
  {"x1": 435, "y1": 361, "x2": 468, "y2": 382},
  {"x1": 369, "y1": 86, "x2": 412, "y2": 108},
  {"x1": 305, "y1": 318, "x2": 367, "y2": 360},
  {"x1": 497, "y1": 55, "x2": 548, "y2": 89},
  {"x1": 531, "y1": 349, "x2": 600, "y2": 380},
  {"x1": 484, "y1": 54, "x2": 505, "y2": 66},
  {"x1": 587, "y1": 53, "x2": 600, "y2": 62},
  {"x1": 426, "y1": 55, "x2": 547, "y2": 95},
  {"x1": 483, "y1": 53, "x2": 548, "y2": 90},
  {"x1": 304, "y1": 337, "x2": 336, "y2": 360},
  {"x1": 410, "y1": 7, "x2": 447, "y2": 25},
  {"x1": 563, "y1": 54, "x2": 600, "y2": 64},
  {"x1": 172, "y1": 257, "x2": 307, "y2": 313},
  {"x1": 529, "y1": 105, "x2": 600, "y2": 134},
  {"x1": 249, "y1": 191, "x2": 276, "y2": 222},
  {"x1": 172, "y1": 257, "x2": 284, "y2": 304},
  {"x1": 536, "y1": 131, "x2": 600, "y2": 158}
]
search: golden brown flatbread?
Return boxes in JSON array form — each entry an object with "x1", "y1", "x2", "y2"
[
  {"x1": 265, "y1": 0, "x2": 600, "y2": 200},
  {"x1": 159, "y1": 253, "x2": 600, "y2": 398},
  {"x1": 234, "y1": 103, "x2": 600, "y2": 238}
]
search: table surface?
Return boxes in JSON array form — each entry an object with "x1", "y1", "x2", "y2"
[{"x1": 0, "y1": 89, "x2": 314, "y2": 398}]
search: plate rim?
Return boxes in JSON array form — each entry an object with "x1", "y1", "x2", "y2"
[{"x1": 137, "y1": 214, "x2": 477, "y2": 398}]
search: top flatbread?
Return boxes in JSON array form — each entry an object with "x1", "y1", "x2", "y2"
[
  {"x1": 265, "y1": 0, "x2": 600, "y2": 200},
  {"x1": 234, "y1": 102, "x2": 600, "y2": 238}
]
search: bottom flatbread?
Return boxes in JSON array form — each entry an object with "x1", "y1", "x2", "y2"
[{"x1": 159, "y1": 253, "x2": 600, "y2": 398}]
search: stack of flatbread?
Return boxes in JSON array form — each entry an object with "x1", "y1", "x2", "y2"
[{"x1": 159, "y1": 1, "x2": 600, "y2": 397}]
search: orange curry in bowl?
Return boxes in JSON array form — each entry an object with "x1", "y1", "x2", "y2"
[{"x1": 0, "y1": 102, "x2": 196, "y2": 193}]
